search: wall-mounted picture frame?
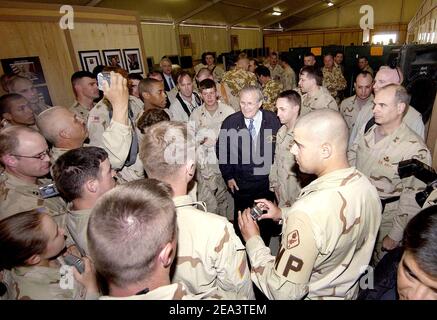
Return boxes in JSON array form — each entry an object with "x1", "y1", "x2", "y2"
[
  {"x1": 102, "y1": 49, "x2": 125, "y2": 69},
  {"x1": 123, "y1": 48, "x2": 143, "y2": 74},
  {"x1": 78, "y1": 50, "x2": 102, "y2": 73},
  {"x1": 180, "y1": 34, "x2": 192, "y2": 49}
]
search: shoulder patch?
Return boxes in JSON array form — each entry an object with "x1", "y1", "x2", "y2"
[{"x1": 287, "y1": 230, "x2": 300, "y2": 249}]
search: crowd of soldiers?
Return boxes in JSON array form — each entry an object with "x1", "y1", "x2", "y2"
[{"x1": 0, "y1": 49, "x2": 436, "y2": 301}]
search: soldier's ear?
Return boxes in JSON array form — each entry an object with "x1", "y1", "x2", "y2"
[
  {"x1": 141, "y1": 91, "x2": 150, "y2": 101},
  {"x1": 85, "y1": 179, "x2": 98, "y2": 193},
  {"x1": 2, "y1": 154, "x2": 18, "y2": 167},
  {"x1": 397, "y1": 102, "x2": 406, "y2": 115},
  {"x1": 158, "y1": 242, "x2": 174, "y2": 268},
  {"x1": 25, "y1": 254, "x2": 41, "y2": 266},
  {"x1": 59, "y1": 128, "x2": 70, "y2": 140},
  {"x1": 320, "y1": 142, "x2": 332, "y2": 159}
]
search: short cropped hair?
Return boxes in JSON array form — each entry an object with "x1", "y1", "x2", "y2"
[
  {"x1": 0, "y1": 126, "x2": 37, "y2": 160},
  {"x1": 300, "y1": 65, "x2": 323, "y2": 86},
  {"x1": 52, "y1": 147, "x2": 109, "y2": 203},
  {"x1": 0, "y1": 93, "x2": 25, "y2": 116},
  {"x1": 198, "y1": 79, "x2": 216, "y2": 92},
  {"x1": 136, "y1": 108, "x2": 170, "y2": 134},
  {"x1": 0, "y1": 209, "x2": 48, "y2": 270},
  {"x1": 140, "y1": 121, "x2": 195, "y2": 180},
  {"x1": 382, "y1": 84, "x2": 411, "y2": 107},
  {"x1": 6, "y1": 75, "x2": 31, "y2": 93},
  {"x1": 71, "y1": 71, "x2": 95, "y2": 86},
  {"x1": 87, "y1": 179, "x2": 176, "y2": 288},
  {"x1": 403, "y1": 205, "x2": 437, "y2": 277},
  {"x1": 355, "y1": 71, "x2": 373, "y2": 83},
  {"x1": 201, "y1": 52, "x2": 215, "y2": 65},
  {"x1": 254, "y1": 65, "x2": 271, "y2": 78},
  {"x1": 138, "y1": 78, "x2": 161, "y2": 97},
  {"x1": 177, "y1": 71, "x2": 192, "y2": 84},
  {"x1": 128, "y1": 73, "x2": 143, "y2": 81},
  {"x1": 278, "y1": 90, "x2": 302, "y2": 108}
]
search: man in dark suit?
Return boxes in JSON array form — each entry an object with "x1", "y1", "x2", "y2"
[
  {"x1": 160, "y1": 57, "x2": 176, "y2": 92},
  {"x1": 217, "y1": 86, "x2": 281, "y2": 245}
]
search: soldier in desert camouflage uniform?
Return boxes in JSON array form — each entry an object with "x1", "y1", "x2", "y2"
[
  {"x1": 69, "y1": 71, "x2": 100, "y2": 122},
  {"x1": 0, "y1": 126, "x2": 67, "y2": 226},
  {"x1": 269, "y1": 90, "x2": 301, "y2": 208},
  {"x1": 88, "y1": 179, "x2": 221, "y2": 300},
  {"x1": 189, "y1": 79, "x2": 234, "y2": 218},
  {"x1": 0, "y1": 209, "x2": 98, "y2": 300},
  {"x1": 239, "y1": 109, "x2": 381, "y2": 300},
  {"x1": 348, "y1": 84, "x2": 432, "y2": 263},
  {"x1": 264, "y1": 52, "x2": 284, "y2": 83},
  {"x1": 299, "y1": 66, "x2": 338, "y2": 116},
  {"x1": 220, "y1": 56, "x2": 258, "y2": 112},
  {"x1": 87, "y1": 69, "x2": 143, "y2": 183},
  {"x1": 340, "y1": 71, "x2": 374, "y2": 133},
  {"x1": 140, "y1": 121, "x2": 254, "y2": 299},
  {"x1": 279, "y1": 53, "x2": 297, "y2": 91},
  {"x1": 255, "y1": 65, "x2": 283, "y2": 113},
  {"x1": 322, "y1": 53, "x2": 347, "y2": 104}
]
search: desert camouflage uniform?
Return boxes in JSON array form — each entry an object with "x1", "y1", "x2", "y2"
[
  {"x1": 265, "y1": 64, "x2": 284, "y2": 82},
  {"x1": 8, "y1": 257, "x2": 97, "y2": 300},
  {"x1": 322, "y1": 66, "x2": 347, "y2": 103},
  {"x1": 87, "y1": 96, "x2": 144, "y2": 182},
  {"x1": 100, "y1": 282, "x2": 220, "y2": 300},
  {"x1": 262, "y1": 79, "x2": 283, "y2": 112},
  {"x1": 190, "y1": 102, "x2": 234, "y2": 218},
  {"x1": 69, "y1": 101, "x2": 92, "y2": 122},
  {"x1": 0, "y1": 270, "x2": 16, "y2": 300},
  {"x1": 66, "y1": 204, "x2": 91, "y2": 256},
  {"x1": 300, "y1": 86, "x2": 338, "y2": 116},
  {"x1": 362, "y1": 65, "x2": 374, "y2": 76},
  {"x1": 246, "y1": 167, "x2": 381, "y2": 300},
  {"x1": 281, "y1": 65, "x2": 297, "y2": 91},
  {"x1": 348, "y1": 123, "x2": 431, "y2": 262},
  {"x1": 349, "y1": 104, "x2": 425, "y2": 146},
  {"x1": 340, "y1": 94, "x2": 374, "y2": 132},
  {"x1": 172, "y1": 195, "x2": 255, "y2": 300},
  {"x1": 167, "y1": 87, "x2": 179, "y2": 105},
  {"x1": 50, "y1": 147, "x2": 71, "y2": 164},
  {"x1": 220, "y1": 69, "x2": 258, "y2": 112},
  {"x1": 269, "y1": 125, "x2": 300, "y2": 208},
  {"x1": 0, "y1": 171, "x2": 67, "y2": 227}
]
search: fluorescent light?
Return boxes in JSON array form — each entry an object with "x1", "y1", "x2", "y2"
[
  {"x1": 272, "y1": 11, "x2": 282, "y2": 16},
  {"x1": 327, "y1": 1, "x2": 334, "y2": 6}
]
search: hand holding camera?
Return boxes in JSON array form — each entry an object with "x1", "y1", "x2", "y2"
[{"x1": 99, "y1": 71, "x2": 129, "y2": 125}]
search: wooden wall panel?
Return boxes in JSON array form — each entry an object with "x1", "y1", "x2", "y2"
[
  {"x1": 278, "y1": 36, "x2": 291, "y2": 52},
  {"x1": 307, "y1": 34, "x2": 324, "y2": 47},
  {"x1": 264, "y1": 36, "x2": 277, "y2": 52},
  {"x1": 292, "y1": 35, "x2": 307, "y2": 48},
  {"x1": 141, "y1": 24, "x2": 178, "y2": 64},
  {"x1": 231, "y1": 29, "x2": 262, "y2": 50},
  {"x1": 0, "y1": 21, "x2": 74, "y2": 107},
  {"x1": 323, "y1": 33, "x2": 341, "y2": 46},
  {"x1": 340, "y1": 31, "x2": 360, "y2": 46}
]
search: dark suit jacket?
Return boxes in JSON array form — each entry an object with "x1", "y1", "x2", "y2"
[
  {"x1": 216, "y1": 109, "x2": 281, "y2": 190},
  {"x1": 163, "y1": 72, "x2": 175, "y2": 92}
]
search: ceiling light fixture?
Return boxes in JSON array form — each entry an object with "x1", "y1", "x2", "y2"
[
  {"x1": 272, "y1": 11, "x2": 282, "y2": 16},
  {"x1": 327, "y1": 1, "x2": 334, "y2": 6}
]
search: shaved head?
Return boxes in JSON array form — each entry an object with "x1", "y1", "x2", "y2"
[
  {"x1": 295, "y1": 109, "x2": 349, "y2": 153},
  {"x1": 291, "y1": 109, "x2": 350, "y2": 175}
]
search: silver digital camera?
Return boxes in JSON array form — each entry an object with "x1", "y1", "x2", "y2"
[
  {"x1": 97, "y1": 72, "x2": 111, "y2": 91},
  {"x1": 38, "y1": 183, "x2": 59, "y2": 199},
  {"x1": 64, "y1": 254, "x2": 85, "y2": 274},
  {"x1": 250, "y1": 205, "x2": 264, "y2": 220}
]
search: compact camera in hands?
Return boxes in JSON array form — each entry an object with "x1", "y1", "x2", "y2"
[
  {"x1": 250, "y1": 205, "x2": 265, "y2": 220},
  {"x1": 97, "y1": 72, "x2": 111, "y2": 91},
  {"x1": 64, "y1": 254, "x2": 85, "y2": 274},
  {"x1": 38, "y1": 183, "x2": 59, "y2": 199}
]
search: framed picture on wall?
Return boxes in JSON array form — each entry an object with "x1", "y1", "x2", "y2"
[
  {"x1": 78, "y1": 50, "x2": 102, "y2": 73},
  {"x1": 180, "y1": 34, "x2": 192, "y2": 49},
  {"x1": 123, "y1": 48, "x2": 143, "y2": 74},
  {"x1": 102, "y1": 49, "x2": 125, "y2": 69}
]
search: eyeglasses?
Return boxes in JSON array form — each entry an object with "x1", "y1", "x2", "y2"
[{"x1": 11, "y1": 149, "x2": 50, "y2": 160}]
